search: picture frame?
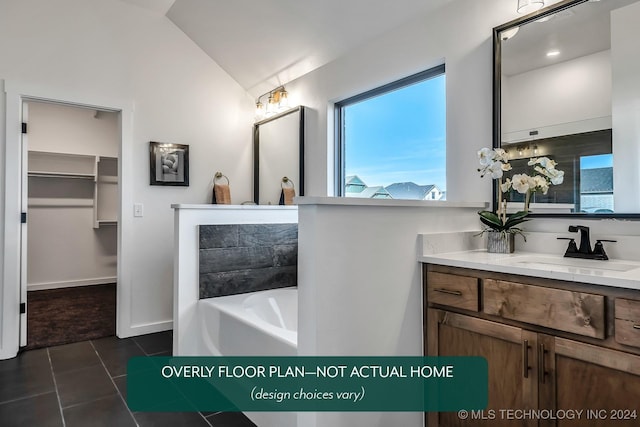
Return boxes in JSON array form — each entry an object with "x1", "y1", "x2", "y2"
[{"x1": 149, "y1": 141, "x2": 189, "y2": 186}]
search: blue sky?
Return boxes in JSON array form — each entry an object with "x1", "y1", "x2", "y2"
[
  {"x1": 344, "y1": 74, "x2": 446, "y2": 190},
  {"x1": 581, "y1": 153, "x2": 613, "y2": 170}
]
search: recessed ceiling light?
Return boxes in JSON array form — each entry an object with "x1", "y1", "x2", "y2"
[{"x1": 546, "y1": 50, "x2": 560, "y2": 57}]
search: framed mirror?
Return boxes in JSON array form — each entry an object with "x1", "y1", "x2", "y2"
[
  {"x1": 253, "y1": 106, "x2": 305, "y2": 205},
  {"x1": 493, "y1": 0, "x2": 640, "y2": 217}
]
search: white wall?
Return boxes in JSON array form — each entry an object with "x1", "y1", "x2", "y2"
[
  {"x1": 28, "y1": 102, "x2": 119, "y2": 157},
  {"x1": 0, "y1": 0, "x2": 254, "y2": 357},
  {"x1": 297, "y1": 200, "x2": 484, "y2": 427},
  {"x1": 286, "y1": 0, "x2": 514, "y2": 202},
  {"x1": 27, "y1": 102, "x2": 118, "y2": 289},
  {"x1": 502, "y1": 50, "x2": 612, "y2": 134},
  {"x1": 612, "y1": 1, "x2": 640, "y2": 212}
]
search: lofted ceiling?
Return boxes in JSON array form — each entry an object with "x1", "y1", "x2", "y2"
[{"x1": 160, "y1": 0, "x2": 454, "y2": 97}]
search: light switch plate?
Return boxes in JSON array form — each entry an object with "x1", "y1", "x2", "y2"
[{"x1": 134, "y1": 203, "x2": 143, "y2": 217}]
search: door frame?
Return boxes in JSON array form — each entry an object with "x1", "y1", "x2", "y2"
[{"x1": 1, "y1": 80, "x2": 134, "y2": 359}]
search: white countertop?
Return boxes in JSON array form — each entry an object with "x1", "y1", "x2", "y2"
[{"x1": 419, "y1": 249, "x2": 640, "y2": 291}]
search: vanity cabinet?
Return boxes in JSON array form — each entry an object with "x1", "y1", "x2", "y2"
[{"x1": 424, "y1": 265, "x2": 640, "y2": 427}]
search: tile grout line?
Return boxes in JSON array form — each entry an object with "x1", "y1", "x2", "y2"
[
  {"x1": 90, "y1": 340, "x2": 139, "y2": 427},
  {"x1": 46, "y1": 348, "x2": 67, "y2": 427},
  {"x1": 132, "y1": 334, "x2": 214, "y2": 425},
  {"x1": 130, "y1": 336, "x2": 149, "y2": 355},
  {"x1": 0, "y1": 390, "x2": 57, "y2": 406}
]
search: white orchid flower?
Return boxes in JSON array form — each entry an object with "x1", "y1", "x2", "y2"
[
  {"x1": 532, "y1": 175, "x2": 550, "y2": 194},
  {"x1": 550, "y1": 170, "x2": 564, "y2": 185},
  {"x1": 500, "y1": 178, "x2": 512, "y2": 193},
  {"x1": 511, "y1": 173, "x2": 531, "y2": 194},
  {"x1": 478, "y1": 147, "x2": 495, "y2": 166},
  {"x1": 494, "y1": 148, "x2": 508, "y2": 162},
  {"x1": 543, "y1": 158, "x2": 557, "y2": 169},
  {"x1": 488, "y1": 161, "x2": 504, "y2": 179},
  {"x1": 501, "y1": 163, "x2": 512, "y2": 171}
]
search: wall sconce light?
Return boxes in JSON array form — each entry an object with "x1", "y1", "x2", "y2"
[
  {"x1": 517, "y1": 0, "x2": 544, "y2": 14},
  {"x1": 255, "y1": 86, "x2": 290, "y2": 120},
  {"x1": 533, "y1": 145, "x2": 538, "y2": 155}
]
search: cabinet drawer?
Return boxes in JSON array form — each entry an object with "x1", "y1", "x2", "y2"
[
  {"x1": 483, "y1": 279, "x2": 605, "y2": 339},
  {"x1": 615, "y1": 298, "x2": 640, "y2": 348},
  {"x1": 427, "y1": 272, "x2": 479, "y2": 312}
]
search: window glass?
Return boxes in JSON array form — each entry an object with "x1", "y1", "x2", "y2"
[{"x1": 336, "y1": 66, "x2": 446, "y2": 200}]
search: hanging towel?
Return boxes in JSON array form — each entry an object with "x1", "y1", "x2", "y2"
[
  {"x1": 212, "y1": 172, "x2": 231, "y2": 204},
  {"x1": 279, "y1": 177, "x2": 296, "y2": 205}
]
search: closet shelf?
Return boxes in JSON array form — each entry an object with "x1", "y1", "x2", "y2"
[
  {"x1": 28, "y1": 171, "x2": 96, "y2": 180},
  {"x1": 27, "y1": 150, "x2": 118, "y2": 229}
]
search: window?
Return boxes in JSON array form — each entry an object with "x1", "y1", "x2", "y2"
[
  {"x1": 580, "y1": 153, "x2": 614, "y2": 213},
  {"x1": 335, "y1": 65, "x2": 446, "y2": 200}
]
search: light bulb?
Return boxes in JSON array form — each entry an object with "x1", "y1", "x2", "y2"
[
  {"x1": 517, "y1": 0, "x2": 544, "y2": 14},
  {"x1": 255, "y1": 101, "x2": 264, "y2": 119},
  {"x1": 278, "y1": 89, "x2": 289, "y2": 111},
  {"x1": 266, "y1": 94, "x2": 276, "y2": 116}
]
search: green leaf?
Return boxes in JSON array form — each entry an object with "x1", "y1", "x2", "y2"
[
  {"x1": 479, "y1": 216, "x2": 504, "y2": 231},
  {"x1": 478, "y1": 211, "x2": 502, "y2": 226},
  {"x1": 478, "y1": 210, "x2": 529, "y2": 231},
  {"x1": 504, "y1": 211, "x2": 530, "y2": 229},
  {"x1": 478, "y1": 211, "x2": 505, "y2": 231}
]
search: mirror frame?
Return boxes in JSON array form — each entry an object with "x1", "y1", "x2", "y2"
[
  {"x1": 253, "y1": 105, "x2": 305, "y2": 204},
  {"x1": 493, "y1": 0, "x2": 640, "y2": 219}
]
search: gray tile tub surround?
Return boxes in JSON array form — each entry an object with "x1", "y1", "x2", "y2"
[{"x1": 199, "y1": 223, "x2": 298, "y2": 298}]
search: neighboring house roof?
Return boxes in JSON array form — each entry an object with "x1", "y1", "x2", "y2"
[
  {"x1": 345, "y1": 175, "x2": 367, "y2": 193},
  {"x1": 580, "y1": 167, "x2": 613, "y2": 193},
  {"x1": 385, "y1": 182, "x2": 439, "y2": 200},
  {"x1": 345, "y1": 175, "x2": 440, "y2": 200},
  {"x1": 347, "y1": 186, "x2": 392, "y2": 199}
]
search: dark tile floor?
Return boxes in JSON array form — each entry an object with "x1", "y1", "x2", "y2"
[{"x1": 0, "y1": 332, "x2": 257, "y2": 427}]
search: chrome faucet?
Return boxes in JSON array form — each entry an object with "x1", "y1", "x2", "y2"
[{"x1": 558, "y1": 225, "x2": 616, "y2": 260}]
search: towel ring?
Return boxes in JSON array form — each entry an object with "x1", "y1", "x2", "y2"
[
  {"x1": 281, "y1": 176, "x2": 295, "y2": 189},
  {"x1": 214, "y1": 172, "x2": 229, "y2": 185}
]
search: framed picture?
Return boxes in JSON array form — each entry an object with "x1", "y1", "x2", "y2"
[{"x1": 149, "y1": 141, "x2": 189, "y2": 186}]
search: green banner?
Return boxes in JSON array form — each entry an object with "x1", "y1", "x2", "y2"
[{"x1": 127, "y1": 356, "x2": 487, "y2": 412}]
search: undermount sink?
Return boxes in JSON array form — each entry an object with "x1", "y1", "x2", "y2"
[{"x1": 503, "y1": 255, "x2": 639, "y2": 273}]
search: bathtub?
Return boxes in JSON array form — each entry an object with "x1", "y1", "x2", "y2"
[
  {"x1": 198, "y1": 286, "x2": 297, "y2": 357},
  {"x1": 198, "y1": 287, "x2": 298, "y2": 427}
]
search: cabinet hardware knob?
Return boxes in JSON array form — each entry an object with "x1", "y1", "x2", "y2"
[
  {"x1": 434, "y1": 288, "x2": 462, "y2": 296},
  {"x1": 522, "y1": 340, "x2": 530, "y2": 378}
]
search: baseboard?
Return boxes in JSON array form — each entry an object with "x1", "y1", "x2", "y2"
[
  {"x1": 118, "y1": 320, "x2": 173, "y2": 339},
  {"x1": 27, "y1": 277, "x2": 117, "y2": 291},
  {"x1": 0, "y1": 346, "x2": 19, "y2": 361}
]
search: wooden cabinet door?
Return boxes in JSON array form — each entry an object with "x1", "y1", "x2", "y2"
[
  {"x1": 427, "y1": 309, "x2": 538, "y2": 427},
  {"x1": 539, "y1": 335, "x2": 640, "y2": 427}
]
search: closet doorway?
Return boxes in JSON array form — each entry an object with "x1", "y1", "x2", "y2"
[{"x1": 22, "y1": 100, "x2": 120, "y2": 349}]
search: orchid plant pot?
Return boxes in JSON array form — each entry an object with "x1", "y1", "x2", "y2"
[{"x1": 486, "y1": 230, "x2": 515, "y2": 254}]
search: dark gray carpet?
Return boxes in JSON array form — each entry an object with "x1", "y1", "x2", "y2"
[{"x1": 26, "y1": 284, "x2": 116, "y2": 350}]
